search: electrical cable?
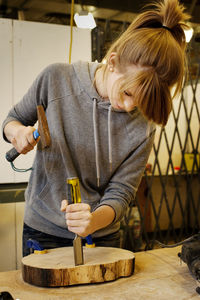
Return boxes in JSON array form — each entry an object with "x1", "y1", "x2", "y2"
[
  {"x1": 10, "y1": 161, "x2": 32, "y2": 172},
  {"x1": 69, "y1": 0, "x2": 74, "y2": 64},
  {"x1": 154, "y1": 233, "x2": 200, "y2": 248}
]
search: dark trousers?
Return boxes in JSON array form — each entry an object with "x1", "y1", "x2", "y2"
[{"x1": 23, "y1": 223, "x2": 121, "y2": 256}]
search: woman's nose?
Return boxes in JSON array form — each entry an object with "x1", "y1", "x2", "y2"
[{"x1": 123, "y1": 99, "x2": 136, "y2": 112}]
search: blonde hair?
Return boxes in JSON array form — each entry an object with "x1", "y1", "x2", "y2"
[{"x1": 100, "y1": 0, "x2": 190, "y2": 126}]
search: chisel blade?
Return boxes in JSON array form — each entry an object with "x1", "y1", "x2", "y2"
[{"x1": 73, "y1": 234, "x2": 84, "y2": 266}]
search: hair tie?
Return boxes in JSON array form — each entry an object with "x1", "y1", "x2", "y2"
[
  {"x1": 162, "y1": 25, "x2": 172, "y2": 32},
  {"x1": 138, "y1": 22, "x2": 172, "y2": 33}
]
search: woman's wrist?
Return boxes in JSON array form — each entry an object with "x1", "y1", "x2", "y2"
[{"x1": 4, "y1": 121, "x2": 25, "y2": 142}]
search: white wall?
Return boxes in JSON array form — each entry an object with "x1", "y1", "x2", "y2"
[
  {"x1": 0, "y1": 19, "x2": 91, "y2": 183},
  {"x1": 186, "y1": 83, "x2": 200, "y2": 153}
]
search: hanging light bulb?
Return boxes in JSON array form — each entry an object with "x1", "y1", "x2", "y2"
[
  {"x1": 184, "y1": 26, "x2": 194, "y2": 43},
  {"x1": 74, "y1": 10, "x2": 96, "y2": 29}
]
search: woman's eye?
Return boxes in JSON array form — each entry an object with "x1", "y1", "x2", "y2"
[{"x1": 124, "y1": 91, "x2": 131, "y2": 97}]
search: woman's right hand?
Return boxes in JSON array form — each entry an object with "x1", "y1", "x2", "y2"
[{"x1": 4, "y1": 121, "x2": 39, "y2": 154}]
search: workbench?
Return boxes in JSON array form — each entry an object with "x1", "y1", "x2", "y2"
[{"x1": 0, "y1": 246, "x2": 199, "y2": 300}]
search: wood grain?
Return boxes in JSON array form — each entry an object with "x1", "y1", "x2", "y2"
[{"x1": 21, "y1": 246, "x2": 135, "y2": 287}]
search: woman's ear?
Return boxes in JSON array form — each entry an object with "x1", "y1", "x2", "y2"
[{"x1": 107, "y1": 52, "x2": 118, "y2": 71}]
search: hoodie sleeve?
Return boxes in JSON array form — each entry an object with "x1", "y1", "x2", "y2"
[
  {"x1": 1, "y1": 64, "x2": 57, "y2": 142},
  {"x1": 95, "y1": 128, "x2": 155, "y2": 223}
]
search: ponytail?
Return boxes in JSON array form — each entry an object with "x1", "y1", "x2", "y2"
[{"x1": 101, "y1": 0, "x2": 191, "y2": 126}]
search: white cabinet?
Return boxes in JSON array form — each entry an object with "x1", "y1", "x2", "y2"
[
  {"x1": 0, "y1": 19, "x2": 91, "y2": 183},
  {"x1": 0, "y1": 19, "x2": 14, "y2": 183},
  {"x1": 0, "y1": 202, "x2": 24, "y2": 271},
  {"x1": 0, "y1": 203, "x2": 16, "y2": 271},
  {"x1": 16, "y1": 202, "x2": 25, "y2": 269}
]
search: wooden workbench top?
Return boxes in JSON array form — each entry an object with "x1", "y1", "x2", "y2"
[{"x1": 0, "y1": 246, "x2": 199, "y2": 300}]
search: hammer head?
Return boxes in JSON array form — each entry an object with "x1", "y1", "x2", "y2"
[{"x1": 37, "y1": 105, "x2": 51, "y2": 149}]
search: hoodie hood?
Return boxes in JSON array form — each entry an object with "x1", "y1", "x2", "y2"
[
  {"x1": 73, "y1": 60, "x2": 129, "y2": 112},
  {"x1": 73, "y1": 60, "x2": 104, "y2": 102}
]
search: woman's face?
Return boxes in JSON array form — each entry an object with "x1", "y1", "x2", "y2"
[{"x1": 105, "y1": 57, "x2": 141, "y2": 112}]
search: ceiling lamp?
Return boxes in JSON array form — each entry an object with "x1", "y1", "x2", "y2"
[
  {"x1": 184, "y1": 27, "x2": 194, "y2": 43},
  {"x1": 74, "y1": 11, "x2": 96, "y2": 29}
]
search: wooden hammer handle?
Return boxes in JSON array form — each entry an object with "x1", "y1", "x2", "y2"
[{"x1": 5, "y1": 130, "x2": 39, "y2": 162}]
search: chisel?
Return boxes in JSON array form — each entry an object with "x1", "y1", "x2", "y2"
[{"x1": 67, "y1": 177, "x2": 84, "y2": 266}]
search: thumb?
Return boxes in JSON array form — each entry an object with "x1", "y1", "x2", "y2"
[{"x1": 60, "y1": 199, "x2": 68, "y2": 212}]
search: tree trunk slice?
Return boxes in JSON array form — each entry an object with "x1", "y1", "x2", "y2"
[{"x1": 22, "y1": 246, "x2": 135, "y2": 287}]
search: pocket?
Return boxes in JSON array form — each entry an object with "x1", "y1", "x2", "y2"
[{"x1": 32, "y1": 182, "x2": 66, "y2": 228}]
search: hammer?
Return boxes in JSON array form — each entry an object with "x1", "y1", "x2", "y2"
[{"x1": 5, "y1": 105, "x2": 51, "y2": 162}]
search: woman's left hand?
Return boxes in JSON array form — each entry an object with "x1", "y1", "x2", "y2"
[{"x1": 60, "y1": 200, "x2": 94, "y2": 237}]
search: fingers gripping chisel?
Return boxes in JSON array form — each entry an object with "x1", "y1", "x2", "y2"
[{"x1": 67, "y1": 177, "x2": 84, "y2": 266}]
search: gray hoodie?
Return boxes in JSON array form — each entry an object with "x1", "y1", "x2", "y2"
[{"x1": 2, "y1": 61, "x2": 155, "y2": 239}]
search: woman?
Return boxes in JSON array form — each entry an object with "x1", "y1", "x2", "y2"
[{"x1": 2, "y1": 0, "x2": 190, "y2": 256}]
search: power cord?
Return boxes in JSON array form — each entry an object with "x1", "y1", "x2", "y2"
[
  {"x1": 10, "y1": 161, "x2": 32, "y2": 172},
  {"x1": 154, "y1": 233, "x2": 200, "y2": 295}
]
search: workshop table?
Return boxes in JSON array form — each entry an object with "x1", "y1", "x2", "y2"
[{"x1": 0, "y1": 246, "x2": 199, "y2": 300}]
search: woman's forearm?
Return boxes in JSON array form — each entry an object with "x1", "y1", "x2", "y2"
[
  {"x1": 4, "y1": 120, "x2": 25, "y2": 142},
  {"x1": 91, "y1": 205, "x2": 115, "y2": 233}
]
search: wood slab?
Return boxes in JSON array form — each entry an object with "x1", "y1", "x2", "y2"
[{"x1": 21, "y1": 246, "x2": 135, "y2": 287}]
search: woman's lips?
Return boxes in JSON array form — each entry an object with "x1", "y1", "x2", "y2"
[{"x1": 115, "y1": 104, "x2": 124, "y2": 110}]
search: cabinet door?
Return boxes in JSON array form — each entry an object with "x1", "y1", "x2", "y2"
[
  {"x1": 0, "y1": 19, "x2": 14, "y2": 183},
  {"x1": 0, "y1": 203, "x2": 16, "y2": 271},
  {"x1": 16, "y1": 202, "x2": 25, "y2": 269}
]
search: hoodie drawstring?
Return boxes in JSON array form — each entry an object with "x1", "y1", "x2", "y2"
[
  {"x1": 93, "y1": 99, "x2": 100, "y2": 187},
  {"x1": 108, "y1": 105, "x2": 112, "y2": 172},
  {"x1": 93, "y1": 99, "x2": 112, "y2": 187}
]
